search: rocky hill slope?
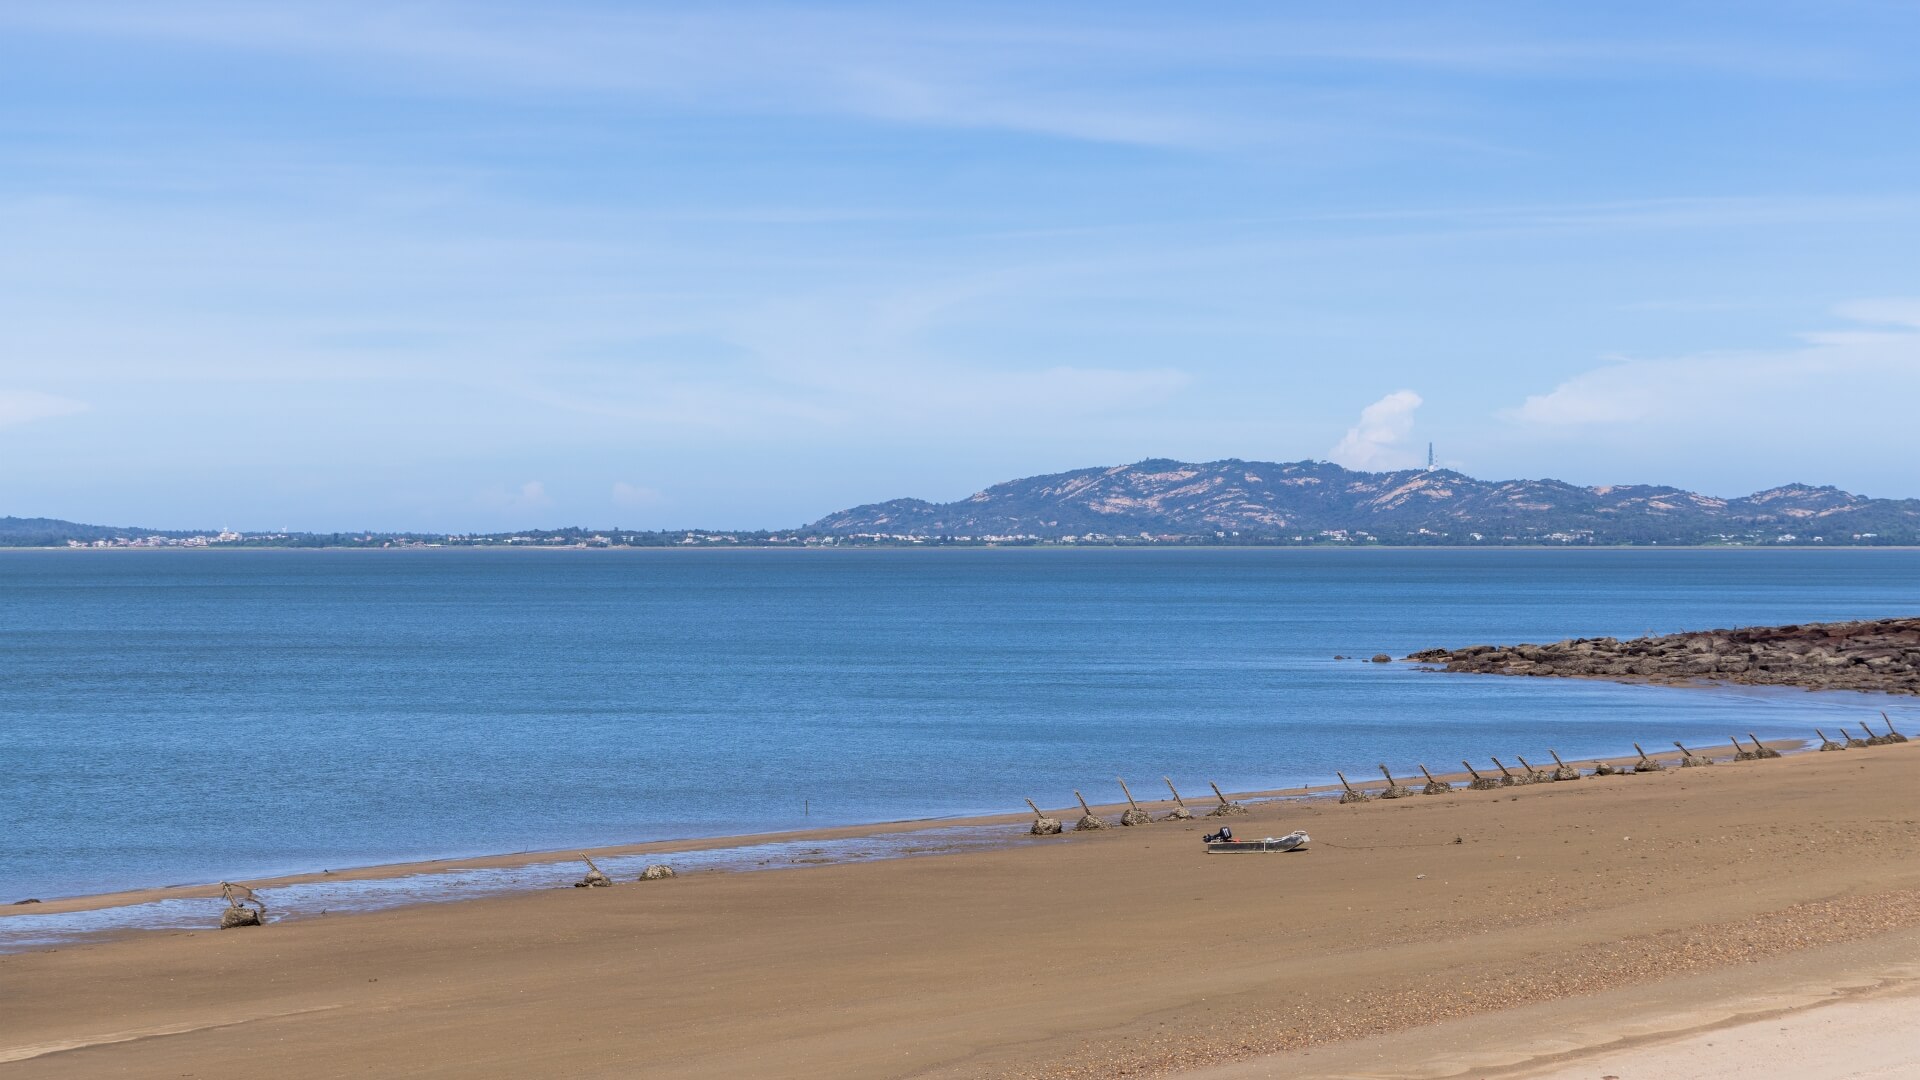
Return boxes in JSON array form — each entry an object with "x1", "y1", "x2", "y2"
[
  {"x1": 808, "y1": 459, "x2": 1920, "y2": 544},
  {"x1": 1408, "y1": 618, "x2": 1920, "y2": 696}
]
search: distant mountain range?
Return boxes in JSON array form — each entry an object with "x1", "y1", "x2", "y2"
[
  {"x1": 12, "y1": 460, "x2": 1920, "y2": 548},
  {"x1": 806, "y1": 459, "x2": 1920, "y2": 544}
]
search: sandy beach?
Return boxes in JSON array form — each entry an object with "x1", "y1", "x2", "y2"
[{"x1": 2, "y1": 737, "x2": 1916, "y2": 1078}]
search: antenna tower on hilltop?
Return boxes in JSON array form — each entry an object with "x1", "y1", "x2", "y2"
[{"x1": 1426, "y1": 443, "x2": 1436, "y2": 471}]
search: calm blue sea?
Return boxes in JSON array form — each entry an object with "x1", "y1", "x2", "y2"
[{"x1": 4, "y1": 548, "x2": 1917, "y2": 901}]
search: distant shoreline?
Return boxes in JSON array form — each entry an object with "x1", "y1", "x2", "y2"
[{"x1": 12, "y1": 543, "x2": 1920, "y2": 553}]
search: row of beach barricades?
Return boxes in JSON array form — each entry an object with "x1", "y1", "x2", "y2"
[
  {"x1": 1331, "y1": 716, "x2": 1905, "y2": 804},
  {"x1": 1023, "y1": 777, "x2": 1250, "y2": 834},
  {"x1": 1025, "y1": 715, "x2": 1907, "y2": 832}
]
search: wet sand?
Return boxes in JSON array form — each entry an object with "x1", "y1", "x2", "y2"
[{"x1": 3, "y1": 740, "x2": 1917, "y2": 1078}]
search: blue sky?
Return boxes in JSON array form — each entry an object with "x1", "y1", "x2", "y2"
[{"x1": 4, "y1": 1, "x2": 1919, "y2": 531}]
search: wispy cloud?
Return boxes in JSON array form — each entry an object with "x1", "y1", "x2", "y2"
[
  {"x1": 610, "y1": 481, "x2": 662, "y2": 508},
  {"x1": 478, "y1": 479, "x2": 553, "y2": 512},
  {"x1": 0, "y1": 3, "x2": 1865, "y2": 151},
  {"x1": 1329, "y1": 390, "x2": 1423, "y2": 470},
  {"x1": 0, "y1": 389, "x2": 89, "y2": 429},
  {"x1": 1506, "y1": 301, "x2": 1920, "y2": 430}
]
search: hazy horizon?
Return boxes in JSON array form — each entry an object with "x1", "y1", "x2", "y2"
[
  {"x1": 5, "y1": 3, "x2": 1918, "y2": 532},
  {"x1": 16, "y1": 455, "x2": 1917, "y2": 536}
]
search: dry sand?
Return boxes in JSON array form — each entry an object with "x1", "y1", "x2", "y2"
[{"x1": 3, "y1": 741, "x2": 1917, "y2": 1079}]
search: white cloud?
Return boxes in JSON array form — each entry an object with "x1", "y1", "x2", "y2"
[
  {"x1": 1507, "y1": 300, "x2": 1920, "y2": 432},
  {"x1": 0, "y1": 389, "x2": 88, "y2": 429},
  {"x1": 1329, "y1": 390, "x2": 1423, "y2": 470}
]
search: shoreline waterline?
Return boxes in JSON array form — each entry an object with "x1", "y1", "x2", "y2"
[{"x1": 0, "y1": 734, "x2": 1811, "y2": 954}]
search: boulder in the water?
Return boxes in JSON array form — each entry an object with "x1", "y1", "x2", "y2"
[
  {"x1": 1029, "y1": 816, "x2": 1063, "y2": 835},
  {"x1": 220, "y1": 905, "x2": 262, "y2": 929},
  {"x1": 638, "y1": 864, "x2": 676, "y2": 881},
  {"x1": 1119, "y1": 807, "x2": 1153, "y2": 826},
  {"x1": 1074, "y1": 814, "x2": 1109, "y2": 831}
]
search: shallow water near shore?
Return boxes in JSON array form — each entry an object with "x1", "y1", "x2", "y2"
[
  {"x1": 4, "y1": 547, "x2": 1918, "y2": 909},
  {"x1": 0, "y1": 822, "x2": 1043, "y2": 952}
]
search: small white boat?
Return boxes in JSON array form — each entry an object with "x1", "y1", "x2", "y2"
[{"x1": 1204, "y1": 828, "x2": 1309, "y2": 854}]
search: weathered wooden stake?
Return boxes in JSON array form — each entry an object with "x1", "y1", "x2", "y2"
[
  {"x1": 1462, "y1": 760, "x2": 1485, "y2": 781},
  {"x1": 1209, "y1": 781, "x2": 1232, "y2": 806},
  {"x1": 1117, "y1": 776, "x2": 1141, "y2": 811},
  {"x1": 1075, "y1": 789, "x2": 1095, "y2": 817},
  {"x1": 1025, "y1": 798, "x2": 1048, "y2": 820},
  {"x1": 1490, "y1": 756, "x2": 1517, "y2": 780},
  {"x1": 1334, "y1": 769, "x2": 1370, "y2": 803},
  {"x1": 1164, "y1": 776, "x2": 1187, "y2": 808}
]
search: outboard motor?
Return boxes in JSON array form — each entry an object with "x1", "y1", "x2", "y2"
[{"x1": 1202, "y1": 825, "x2": 1234, "y2": 844}]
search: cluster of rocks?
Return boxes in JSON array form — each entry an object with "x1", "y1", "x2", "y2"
[{"x1": 1406, "y1": 618, "x2": 1920, "y2": 695}]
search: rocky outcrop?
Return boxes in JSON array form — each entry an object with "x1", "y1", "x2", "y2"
[{"x1": 1408, "y1": 618, "x2": 1920, "y2": 696}]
